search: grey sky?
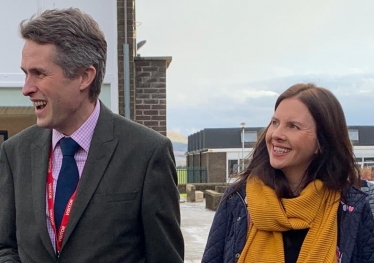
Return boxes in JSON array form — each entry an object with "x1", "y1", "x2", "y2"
[{"x1": 136, "y1": 0, "x2": 374, "y2": 135}]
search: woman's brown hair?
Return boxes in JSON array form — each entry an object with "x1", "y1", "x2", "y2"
[{"x1": 234, "y1": 83, "x2": 360, "y2": 198}]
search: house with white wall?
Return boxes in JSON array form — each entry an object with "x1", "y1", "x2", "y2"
[
  {"x1": 0, "y1": 0, "x2": 172, "y2": 144},
  {"x1": 187, "y1": 126, "x2": 374, "y2": 183},
  {"x1": 0, "y1": 0, "x2": 118, "y2": 143}
]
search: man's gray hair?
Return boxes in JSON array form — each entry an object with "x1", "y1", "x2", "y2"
[{"x1": 20, "y1": 8, "x2": 107, "y2": 102}]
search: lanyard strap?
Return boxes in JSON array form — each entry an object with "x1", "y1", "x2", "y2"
[{"x1": 47, "y1": 150, "x2": 78, "y2": 253}]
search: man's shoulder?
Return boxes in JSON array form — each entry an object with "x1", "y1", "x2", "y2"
[
  {"x1": 362, "y1": 180, "x2": 374, "y2": 196},
  {"x1": 96, "y1": 105, "x2": 170, "y2": 149},
  {"x1": 110, "y1": 112, "x2": 168, "y2": 142},
  {"x1": 5, "y1": 125, "x2": 45, "y2": 145}
]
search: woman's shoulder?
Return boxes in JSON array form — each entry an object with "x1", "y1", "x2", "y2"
[
  {"x1": 341, "y1": 185, "x2": 369, "y2": 211},
  {"x1": 223, "y1": 181, "x2": 246, "y2": 199}
]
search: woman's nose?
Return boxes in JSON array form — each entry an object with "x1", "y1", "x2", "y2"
[{"x1": 272, "y1": 125, "x2": 286, "y2": 141}]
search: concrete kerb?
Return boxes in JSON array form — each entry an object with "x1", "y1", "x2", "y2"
[{"x1": 185, "y1": 183, "x2": 230, "y2": 203}]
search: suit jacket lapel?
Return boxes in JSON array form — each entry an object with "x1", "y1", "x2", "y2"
[
  {"x1": 31, "y1": 129, "x2": 56, "y2": 258},
  {"x1": 62, "y1": 103, "x2": 118, "y2": 248}
]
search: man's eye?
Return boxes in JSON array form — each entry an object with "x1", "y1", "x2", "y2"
[{"x1": 38, "y1": 73, "x2": 46, "y2": 79}]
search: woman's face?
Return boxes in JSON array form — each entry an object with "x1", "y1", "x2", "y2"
[{"x1": 266, "y1": 97, "x2": 319, "y2": 181}]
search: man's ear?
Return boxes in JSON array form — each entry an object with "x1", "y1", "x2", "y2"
[{"x1": 79, "y1": 66, "x2": 96, "y2": 91}]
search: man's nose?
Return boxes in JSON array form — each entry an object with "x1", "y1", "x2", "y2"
[{"x1": 22, "y1": 76, "x2": 37, "y2": 96}]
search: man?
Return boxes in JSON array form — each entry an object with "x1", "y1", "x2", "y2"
[
  {"x1": 361, "y1": 179, "x2": 374, "y2": 218},
  {"x1": 0, "y1": 8, "x2": 184, "y2": 262}
]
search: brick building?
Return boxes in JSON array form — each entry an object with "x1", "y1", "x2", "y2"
[
  {"x1": 187, "y1": 126, "x2": 374, "y2": 183},
  {"x1": 117, "y1": 0, "x2": 170, "y2": 135},
  {"x1": 0, "y1": 0, "x2": 170, "y2": 144}
]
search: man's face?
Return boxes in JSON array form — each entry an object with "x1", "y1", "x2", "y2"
[{"x1": 21, "y1": 40, "x2": 89, "y2": 135}]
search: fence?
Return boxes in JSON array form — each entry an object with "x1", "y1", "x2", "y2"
[{"x1": 177, "y1": 167, "x2": 207, "y2": 184}]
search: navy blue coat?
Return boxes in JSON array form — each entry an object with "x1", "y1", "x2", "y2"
[{"x1": 202, "y1": 183, "x2": 374, "y2": 263}]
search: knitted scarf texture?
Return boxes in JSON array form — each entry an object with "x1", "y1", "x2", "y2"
[{"x1": 238, "y1": 177, "x2": 340, "y2": 263}]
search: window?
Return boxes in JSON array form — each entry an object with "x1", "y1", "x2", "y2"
[
  {"x1": 242, "y1": 131, "x2": 257, "y2": 143},
  {"x1": 0, "y1": 130, "x2": 8, "y2": 145},
  {"x1": 228, "y1": 159, "x2": 239, "y2": 174},
  {"x1": 348, "y1": 129, "x2": 359, "y2": 141},
  {"x1": 363, "y1": 157, "x2": 374, "y2": 168}
]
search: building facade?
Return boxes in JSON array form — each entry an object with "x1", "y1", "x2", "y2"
[
  {"x1": 187, "y1": 126, "x2": 374, "y2": 183},
  {"x1": 0, "y1": 0, "x2": 170, "y2": 144}
]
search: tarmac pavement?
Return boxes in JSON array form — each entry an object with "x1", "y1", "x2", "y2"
[{"x1": 180, "y1": 199, "x2": 216, "y2": 263}]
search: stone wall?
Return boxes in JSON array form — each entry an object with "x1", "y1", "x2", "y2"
[
  {"x1": 205, "y1": 190, "x2": 223, "y2": 211},
  {"x1": 184, "y1": 182, "x2": 229, "y2": 194}
]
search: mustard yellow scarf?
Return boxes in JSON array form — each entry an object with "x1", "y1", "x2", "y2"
[{"x1": 238, "y1": 177, "x2": 340, "y2": 263}]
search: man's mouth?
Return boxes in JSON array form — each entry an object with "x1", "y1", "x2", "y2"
[{"x1": 33, "y1": 101, "x2": 47, "y2": 110}]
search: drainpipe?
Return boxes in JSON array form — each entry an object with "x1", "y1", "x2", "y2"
[{"x1": 123, "y1": 1, "x2": 130, "y2": 118}]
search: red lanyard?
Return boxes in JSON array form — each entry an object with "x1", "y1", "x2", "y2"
[{"x1": 46, "y1": 150, "x2": 78, "y2": 253}]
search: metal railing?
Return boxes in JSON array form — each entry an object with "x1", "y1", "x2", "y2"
[{"x1": 177, "y1": 167, "x2": 207, "y2": 184}]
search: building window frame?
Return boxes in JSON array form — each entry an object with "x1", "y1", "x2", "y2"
[
  {"x1": 242, "y1": 131, "x2": 257, "y2": 143},
  {"x1": 0, "y1": 130, "x2": 8, "y2": 145},
  {"x1": 348, "y1": 129, "x2": 359, "y2": 142}
]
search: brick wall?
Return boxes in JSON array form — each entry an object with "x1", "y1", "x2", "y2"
[
  {"x1": 117, "y1": 0, "x2": 136, "y2": 119},
  {"x1": 135, "y1": 57, "x2": 172, "y2": 136},
  {"x1": 187, "y1": 154, "x2": 194, "y2": 167},
  {"x1": 207, "y1": 152, "x2": 227, "y2": 183},
  {"x1": 201, "y1": 152, "x2": 207, "y2": 168},
  {"x1": 192, "y1": 153, "x2": 201, "y2": 167}
]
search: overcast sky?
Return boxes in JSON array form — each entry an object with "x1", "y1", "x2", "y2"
[{"x1": 136, "y1": 0, "x2": 374, "y2": 136}]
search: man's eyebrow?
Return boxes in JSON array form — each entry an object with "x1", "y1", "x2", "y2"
[{"x1": 20, "y1": 67, "x2": 48, "y2": 74}]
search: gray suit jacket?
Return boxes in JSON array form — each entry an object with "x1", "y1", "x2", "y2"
[
  {"x1": 361, "y1": 179, "x2": 374, "y2": 218},
  {"x1": 0, "y1": 103, "x2": 184, "y2": 262}
]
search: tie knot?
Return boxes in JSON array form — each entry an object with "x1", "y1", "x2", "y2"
[{"x1": 59, "y1": 137, "x2": 80, "y2": 156}]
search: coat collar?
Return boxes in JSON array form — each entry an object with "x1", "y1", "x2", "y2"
[
  {"x1": 31, "y1": 128, "x2": 55, "y2": 258},
  {"x1": 31, "y1": 102, "x2": 119, "y2": 256},
  {"x1": 61, "y1": 102, "x2": 118, "y2": 249}
]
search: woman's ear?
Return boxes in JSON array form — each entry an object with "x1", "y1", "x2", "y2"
[{"x1": 316, "y1": 141, "x2": 323, "y2": 155}]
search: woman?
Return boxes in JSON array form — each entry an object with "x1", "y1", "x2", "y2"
[{"x1": 202, "y1": 83, "x2": 374, "y2": 263}]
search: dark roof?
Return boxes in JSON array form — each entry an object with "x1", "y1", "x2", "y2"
[
  {"x1": 188, "y1": 127, "x2": 265, "y2": 152},
  {"x1": 348, "y1": 126, "x2": 374, "y2": 146}
]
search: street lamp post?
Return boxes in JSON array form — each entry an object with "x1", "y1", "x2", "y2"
[{"x1": 240, "y1": 122, "x2": 246, "y2": 172}]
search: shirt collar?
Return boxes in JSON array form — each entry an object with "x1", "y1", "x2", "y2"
[{"x1": 52, "y1": 101, "x2": 101, "y2": 152}]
